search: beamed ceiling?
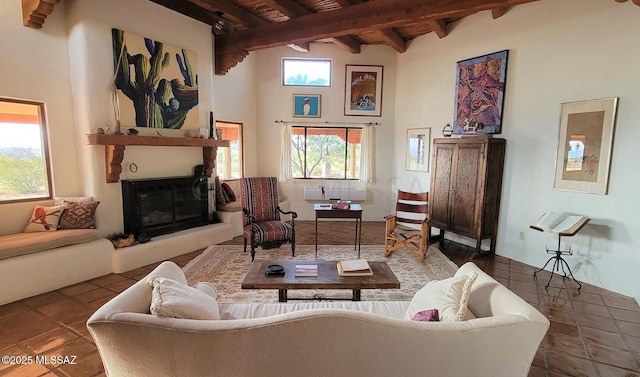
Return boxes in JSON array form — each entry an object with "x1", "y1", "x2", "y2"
[{"x1": 22, "y1": 0, "x2": 640, "y2": 75}]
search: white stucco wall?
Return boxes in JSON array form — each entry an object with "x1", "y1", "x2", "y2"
[
  {"x1": 250, "y1": 43, "x2": 398, "y2": 221},
  {"x1": 395, "y1": 0, "x2": 640, "y2": 302},
  {"x1": 0, "y1": 1, "x2": 83, "y2": 234},
  {"x1": 64, "y1": 0, "x2": 216, "y2": 235}
]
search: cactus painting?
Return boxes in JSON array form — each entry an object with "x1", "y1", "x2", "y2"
[{"x1": 112, "y1": 28, "x2": 199, "y2": 129}]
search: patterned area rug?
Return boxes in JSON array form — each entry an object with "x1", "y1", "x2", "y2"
[{"x1": 183, "y1": 245, "x2": 459, "y2": 302}]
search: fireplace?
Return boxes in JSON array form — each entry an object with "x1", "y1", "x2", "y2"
[{"x1": 121, "y1": 176, "x2": 209, "y2": 238}]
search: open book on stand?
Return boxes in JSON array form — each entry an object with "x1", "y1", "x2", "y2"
[
  {"x1": 337, "y1": 259, "x2": 373, "y2": 276},
  {"x1": 530, "y1": 211, "x2": 590, "y2": 236}
]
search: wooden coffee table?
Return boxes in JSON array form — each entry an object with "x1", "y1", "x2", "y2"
[{"x1": 241, "y1": 259, "x2": 400, "y2": 302}]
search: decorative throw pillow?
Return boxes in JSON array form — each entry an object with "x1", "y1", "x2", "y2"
[
  {"x1": 24, "y1": 205, "x2": 65, "y2": 232},
  {"x1": 147, "y1": 277, "x2": 220, "y2": 320},
  {"x1": 215, "y1": 176, "x2": 228, "y2": 205},
  {"x1": 404, "y1": 271, "x2": 478, "y2": 322},
  {"x1": 58, "y1": 201, "x2": 100, "y2": 229},
  {"x1": 411, "y1": 309, "x2": 439, "y2": 322},
  {"x1": 221, "y1": 182, "x2": 236, "y2": 202}
]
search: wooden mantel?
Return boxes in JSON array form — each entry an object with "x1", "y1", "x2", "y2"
[{"x1": 87, "y1": 134, "x2": 230, "y2": 183}]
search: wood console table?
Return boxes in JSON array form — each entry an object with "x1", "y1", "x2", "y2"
[
  {"x1": 87, "y1": 134, "x2": 229, "y2": 183},
  {"x1": 314, "y1": 203, "x2": 363, "y2": 258}
]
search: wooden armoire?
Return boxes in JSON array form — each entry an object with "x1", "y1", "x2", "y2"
[{"x1": 428, "y1": 137, "x2": 506, "y2": 256}]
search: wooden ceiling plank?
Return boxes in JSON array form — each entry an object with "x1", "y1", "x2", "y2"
[
  {"x1": 188, "y1": 0, "x2": 267, "y2": 27},
  {"x1": 633, "y1": 0, "x2": 640, "y2": 5},
  {"x1": 376, "y1": 29, "x2": 407, "y2": 53},
  {"x1": 22, "y1": 0, "x2": 59, "y2": 29},
  {"x1": 427, "y1": 19, "x2": 448, "y2": 38},
  {"x1": 262, "y1": 0, "x2": 312, "y2": 17},
  {"x1": 491, "y1": 7, "x2": 507, "y2": 18},
  {"x1": 215, "y1": 0, "x2": 540, "y2": 54}
]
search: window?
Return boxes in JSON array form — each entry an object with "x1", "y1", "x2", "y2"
[
  {"x1": 291, "y1": 126, "x2": 361, "y2": 179},
  {"x1": 0, "y1": 98, "x2": 52, "y2": 203},
  {"x1": 215, "y1": 121, "x2": 243, "y2": 179},
  {"x1": 282, "y1": 58, "x2": 332, "y2": 87}
]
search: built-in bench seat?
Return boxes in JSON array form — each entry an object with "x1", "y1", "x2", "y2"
[{"x1": 0, "y1": 229, "x2": 101, "y2": 259}]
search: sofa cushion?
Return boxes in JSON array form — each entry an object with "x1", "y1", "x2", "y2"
[
  {"x1": 54, "y1": 196, "x2": 94, "y2": 205},
  {"x1": 404, "y1": 271, "x2": 478, "y2": 322},
  {"x1": 411, "y1": 309, "x2": 439, "y2": 322},
  {"x1": 221, "y1": 182, "x2": 236, "y2": 201},
  {"x1": 24, "y1": 205, "x2": 65, "y2": 232},
  {"x1": 59, "y1": 201, "x2": 100, "y2": 229},
  {"x1": 147, "y1": 277, "x2": 220, "y2": 320},
  {"x1": 0, "y1": 229, "x2": 100, "y2": 259}
]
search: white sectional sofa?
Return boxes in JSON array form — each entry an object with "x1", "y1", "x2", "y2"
[{"x1": 87, "y1": 261, "x2": 549, "y2": 377}]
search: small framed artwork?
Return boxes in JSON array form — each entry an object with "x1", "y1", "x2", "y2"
[
  {"x1": 554, "y1": 97, "x2": 618, "y2": 194},
  {"x1": 293, "y1": 95, "x2": 321, "y2": 118},
  {"x1": 406, "y1": 128, "x2": 431, "y2": 172},
  {"x1": 344, "y1": 65, "x2": 383, "y2": 117},
  {"x1": 453, "y1": 50, "x2": 509, "y2": 134}
]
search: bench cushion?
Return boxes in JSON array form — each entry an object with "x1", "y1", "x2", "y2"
[{"x1": 0, "y1": 229, "x2": 99, "y2": 260}]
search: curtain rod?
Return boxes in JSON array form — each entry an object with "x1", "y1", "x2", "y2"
[{"x1": 275, "y1": 120, "x2": 380, "y2": 126}]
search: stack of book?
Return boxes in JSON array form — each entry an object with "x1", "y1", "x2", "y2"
[
  {"x1": 337, "y1": 259, "x2": 373, "y2": 276},
  {"x1": 295, "y1": 264, "x2": 318, "y2": 277},
  {"x1": 331, "y1": 200, "x2": 351, "y2": 210}
]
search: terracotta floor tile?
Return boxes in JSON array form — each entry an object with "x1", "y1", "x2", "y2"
[
  {"x1": 546, "y1": 351, "x2": 599, "y2": 376},
  {"x1": 73, "y1": 288, "x2": 115, "y2": 305},
  {"x1": 545, "y1": 333, "x2": 588, "y2": 358},
  {"x1": 610, "y1": 308, "x2": 640, "y2": 324},
  {"x1": 595, "y1": 362, "x2": 640, "y2": 377},
  {"x1": 573, "y1": 301, "x2": 613, "y2": 318},
  {"x1": 104, "y1": 279, "x2": 137, "y2": 293},
  {"x1": 0, "y1": 302, "x2": 30, "y2": 321},
  {"x1": 0, "y1": 311, "x2": 59, "y2": 343},
  {"x1": 540, "y1": 305, "x2": 577, "y2": 325},
  {"x1": 623, "y1": 335, "x2": 640, "y2": 353},
  {"x1": 0, "y1": 362, "x2": 51, "y2": 377},
  {"x1": 58, "y1": 283, "x2": 100, "y2": 298},
  {"x1": 577, "y1": 312, "x2": 619, "y2": 333},
  {"x1": 604, "y1": 296, "x2": 640, "y2": 312},
  {"x1": 89, "y1": 274, "x2": 130, "y2": 288},
  {"x1": 587, "y1": 343, "x2": 638, "y2": 371},
  {"x1": 528, "y1": 365, "x2": 548, "y2": 377},
  {"x1": 22, "y1": 327, "x2": 80, "y2": 354},
  {"x1": 57, "y1": 351, "x2": 104, "y2": 377},
  {"x1": 582, "y1": 327, "x2": 628, "y2": 350},
  {"x1": 21, "y1": 292, "x2": 70, "y2": 311},
  {"x1": 571, "y1": 291, "x2": 605, "y2": 306},
  {"x1": 618, "y1": 322, "x2": 640, "y2": 339},
  {"x1": 549, "y1": 320, "x2": 580, "y2": 337}
]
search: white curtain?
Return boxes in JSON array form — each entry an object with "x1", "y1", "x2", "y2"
[
  {"x1": 359, "y1": 124, "x2": 374, "y2": 183},
  {"x1": 279, "y1": 122, "x2": 292, "y2": 182}
]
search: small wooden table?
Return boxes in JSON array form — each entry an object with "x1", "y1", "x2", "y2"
[
  {"x1": 241, "y1": 259, "x2": 400, "y2": 302},
  {"x1": 314, "y1": 203, "x2": 363, "y2": 258}
]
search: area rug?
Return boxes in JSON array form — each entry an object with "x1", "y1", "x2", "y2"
[{"x1": 183, "y1": 244, "x2": 459, "y2": 302}]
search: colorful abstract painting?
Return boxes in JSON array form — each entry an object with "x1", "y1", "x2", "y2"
[
  {"x1": 453, "y1": 50, "x2": 509, "y2": 134},
  {"x1": 112, "y1": 29, "x2": 199, "y2": 129}
]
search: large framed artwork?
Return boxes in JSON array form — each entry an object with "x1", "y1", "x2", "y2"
[
  {"x1": 453, "y1": 50, "x2": 509, "y2": 134},
  {"x1": 293, "y1": 95, "x2": 321, "y2": 118},
  {"x1": 112, "y1": 28, "x2": 199, "y2": 130},
  {"x1": 405, "y1": 128, "x2": 431, "y2": 172},
  {"x1": 344, "y1": 65, "x2": 383, "y2": 117},
  {"x1": 554, "y1": 97, "x2": 618, "y2": 194}
]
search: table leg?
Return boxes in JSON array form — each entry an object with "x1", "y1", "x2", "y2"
[
  {"x1": 315, "y1": 216, "x2": 318, "y2": 258},
  {"x1": 357, "y1": 217, "x2": 362, "y2": 258},
  {"x1": 278, "y1": 289, "x2": 288, "y2": 302},
  {"x1": 352, "y1": 289, "x2": 361, "y2": 301}
]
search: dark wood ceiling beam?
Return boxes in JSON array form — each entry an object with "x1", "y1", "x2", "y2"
[
  {"x1": 216, "y1": 0, "x2": 540, "y2": 54},
  {"x1": 328, "y1": 37, "x2": 361, "y2": 53},
  {"x1": 262, "y1": 0, "x2": 361, "y2": 53},
  {"x1": 150, "y1": 0, "x2": 217, "y2": 25},
  {"x1": 22, "y1": 0, "x2": 59, "y2": 29},
  {"x1": 188, "y1": 0, "x2": 266, "y2": 27},
  {"x1": 428, "y1": 19, "x2": 448, "y2": 38},
  {"x1": 376, "y1": 29, "x2": 407, "y2": 53},
  {"x1": 491, "y1": 7, "x2": 508, "y2": 18}
]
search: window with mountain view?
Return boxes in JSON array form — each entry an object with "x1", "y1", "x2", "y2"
[
  {"x1": 291, "y1": 126, "x2": 361, "y2": 179},
  {"x1": 0, "y1": 98, "x2": 52, "y2": 203},
  {"x1": 215, "y1": 121, "x2": 243, "y2": 179},
  {"x1": 282, "y1": 58, "x2": 332, "y2": 87}
]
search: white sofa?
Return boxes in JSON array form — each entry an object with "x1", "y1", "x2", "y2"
[{"x1": 87, "y1": 261, "x2": 549, "y2": 377}]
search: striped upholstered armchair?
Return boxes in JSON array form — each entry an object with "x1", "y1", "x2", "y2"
[{"x1": 239, "y1": 177, "x2": 297, "y2": 261}]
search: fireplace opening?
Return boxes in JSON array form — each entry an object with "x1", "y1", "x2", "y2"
[{"x1": 122, "y1": 176, "x2": 209, "y2": 239}]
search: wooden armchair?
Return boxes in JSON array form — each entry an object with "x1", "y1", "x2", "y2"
[
  {"x1": 384, "y1": 190, "x2": 429, "y2": 261},
  {"x1": 239, "y1": 177, "x2": 297, "y2": 261}
]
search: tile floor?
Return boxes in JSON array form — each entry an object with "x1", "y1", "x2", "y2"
[{"x1": 0, "y1": 221, "x2": 638, "y2": 377}]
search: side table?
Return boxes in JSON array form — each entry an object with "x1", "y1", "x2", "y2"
[{"x1": 314, "y1": 203, "x2": 363, "y2": 258}]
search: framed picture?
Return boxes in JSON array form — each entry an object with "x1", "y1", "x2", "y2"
[
  {"x1": 406, "y1": 128, "x2": 431, "y2": 172},
  {"x1": 344, "y1": 65, "x2": 383, "y2": 117},
  {"x1": 453, "y1": 50, "x2": 509, "y2": 134},
  {"x1": 292, "y1": 95, "x2": 321, "y2": 118},
  {"x1": 554, "y1": 97, "x2": 618, "y2": 194}
]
